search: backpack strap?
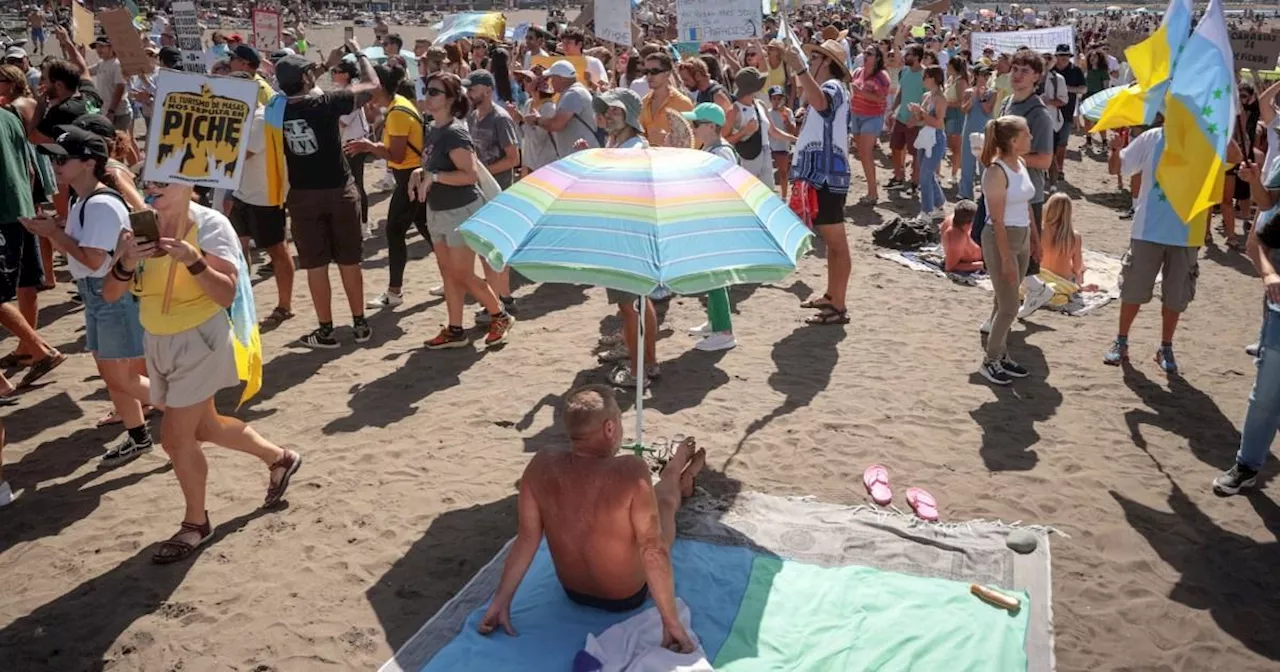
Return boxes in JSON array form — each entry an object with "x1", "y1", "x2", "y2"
[
  {"x1": 68, "y1": 187, "x2": 129, "y2": 254},
  {"x1": 386, "y1": 104, "x2": 424, "y2": 159}
]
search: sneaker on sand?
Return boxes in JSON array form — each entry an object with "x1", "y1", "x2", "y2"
[
  {"x1": 428, "y1": 285, "x2": 445, "y2": 297},
  {"x1": 1000, "y1": 356, "x2": 1029, "y2": 378},
  {"x1": 475, "y1": 299, "x2": 517, "y2": 326},
  {"x1": 695, "y1": 332, "x2": 737, "y2": 351},
  {"x1": 299, "y1": 326, "x2": 339, "y2": 349},
  {"x1": 1103, "y1": 338, "x2": 1129, "y2": 366},
  {"x1": 979, "y1": 359, "x2": 1012, "y2": 385},
  {"x1": 1155, "y1": 345, "x2": 1179, "y2": 374},
  {"x1": 687, "y1": 321, "x2": 711, "y2": 337},
  {"x1": 100, "y1": 433, "x2": 154, "y2": 469},
  {"x1": 366, "y1": 292, "x2": 404, "y2": 309},
  {"x1": 352, "y1": 319, "x2": 373, "y2": 344},
  {"x1": 425, "y1": 327, "x2": 469, "y2": 350},
  {"x1": 1017, "y1": 282, "x2": 1055, "y2": 319},
  {"x1": 1212, "y1": 463, "x2": 1259, "y2": 496},
  {"x1": 1246, "y1": 342, "x2": 1260, "y2": 357},
  {"x1": 484, "y1": 314, "x2": 515, "y2": 347}
]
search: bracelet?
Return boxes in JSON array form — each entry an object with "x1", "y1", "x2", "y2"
[
  {"x1": 112, "y1": 263, "x2": 134, "y2": 281},
  {"x1": 186, "y1": 258, "x2": 208, "y2": 275}
]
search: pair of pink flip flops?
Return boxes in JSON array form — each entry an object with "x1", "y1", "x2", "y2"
[{"x1": 862, "y1": 464, "x2": 939, "y2": 521}]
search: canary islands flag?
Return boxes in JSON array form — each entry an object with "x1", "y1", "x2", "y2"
[
  {"x1": 264, "y1": 92, "x2": 288, "y2": 207},
  {"x1": 1156, "y1": 0, "x2": 1237, "y2": 226},
  {"x1": 229, "y1": 244, "x2": 263, "y2": 407},
  {"x1": 1093, "y1": 0, "x2": 1192, "y2": 132},
  {"x1": 434, "y1": 12, "x2": 506, "y2": 46}
]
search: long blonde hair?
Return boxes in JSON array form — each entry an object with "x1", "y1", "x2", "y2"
[
  {"x1": 0, "y1": 64, "x2": 31, "y2": 99},
  {"x1": 1042, "y1": 193, "x2": 1076, "y2": 254},
  {"x1": 980, "y1": 115, "x2": 1027, "y2": 167}
]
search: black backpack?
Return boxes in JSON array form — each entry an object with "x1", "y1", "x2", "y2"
[{"x1": 734, "y1": 101, "x2": 766, "y2": 161}]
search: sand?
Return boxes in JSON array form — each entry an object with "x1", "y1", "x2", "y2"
[{"x1": 0, "y1": 17, "x2": 1278, "y2": 672}]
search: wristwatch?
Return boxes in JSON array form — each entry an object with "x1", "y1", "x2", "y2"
[{"x1": 430, "y1": 171, "x2": 439, "y2": 184}]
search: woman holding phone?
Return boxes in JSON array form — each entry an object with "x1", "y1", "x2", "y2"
[
  {"x1": 976, "y1": 115, "x2": 1036, "y2": 386},
  {"x1": 102, "y1": 180, "x2": 301, "y2": 564}
]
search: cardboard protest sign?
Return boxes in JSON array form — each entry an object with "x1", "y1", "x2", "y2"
[
  {"x1": 99, "y1": 8, "x2": 149, "y2": 77},
  {"x1": 1229, "y1": 29, "x2": 1280, "y2": 72},
  {"x1": 595, "y1": 0, "x2": 633, "y2": 46},
  {"x1": 143, "y1": 70, "x2": 258, "y2": 190},
  {"x1": 171, "y1": 1, "x2": 207, "y2": 73},
  {"x1": 252, "y1": 8, "x2": 281, "y2": 53},
  {"x1": 676, "y1": 0, "x2": 761, "y2": 42},
  {"x1": 72, "y1": 1, "x2": 94, "y2": 48},
  {"x1": 532, "y1": 54, "x2": 589, "y2": 84}
]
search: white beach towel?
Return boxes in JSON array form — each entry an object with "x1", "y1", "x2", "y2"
[{"x1": 579, "y1": 598, "x2": 713, "y2": 672}]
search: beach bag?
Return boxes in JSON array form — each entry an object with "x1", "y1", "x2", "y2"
[
  {"x1": 734, "y1": 101, "x2": 767, "y2": 161},
  {"x1": 788, "y1": 180, "x2": 818, "y2": 228},
  {"x1": 873, "y1": 215, "x2": 938, "y2": 250}
]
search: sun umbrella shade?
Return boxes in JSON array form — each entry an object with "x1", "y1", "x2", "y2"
[
  {"x1": 1079, "y1": 84, "x2": 1131, "y2": 121},
  {"x1": 460, "y1": 148, "x2": 813, "y2": 296}
]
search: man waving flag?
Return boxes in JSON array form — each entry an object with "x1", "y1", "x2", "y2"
[{"x1": 1092, "y1": 0, "x2": 1193, "y2": 132}]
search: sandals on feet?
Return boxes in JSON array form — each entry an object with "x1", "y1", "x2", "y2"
[
  {"x1": 260, "y1": 306, "x2": 295, "y2": 327},
  {"x1": 0, "y1": 352, "x2": 32, "y2": 369},
  {"x1": 805, "y1": 306, "x2": 850, "y2": 325},
  {"x1": 152, "y1": 515, "x2": 214, "y2": 564},
  {"x1": 799, "y1": 293, "x2": 833, "y2": 309},
  {"x1": 17, "y1": 352, "x2": 66, "y2": 389},
  {"x1": 264, "y1": 450, "x2": 303, "y2": 507}
]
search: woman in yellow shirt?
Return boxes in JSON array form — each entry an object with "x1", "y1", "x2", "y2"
[
  {"x1": 104, "y1": 182, "x2": 302, "y2": 564},
  {"x1": 345, "y1": 63, "x2": 425, "y2": 308}
]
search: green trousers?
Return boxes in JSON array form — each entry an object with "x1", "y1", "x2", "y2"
[{"x1": 706, "y1": 288, "x2": 732, "y2": 333}]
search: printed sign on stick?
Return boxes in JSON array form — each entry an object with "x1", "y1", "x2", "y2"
[{"x1": 143, "y1": 70, "x2": 259, "y2": 190}]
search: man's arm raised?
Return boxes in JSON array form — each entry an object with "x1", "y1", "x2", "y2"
[
  {"x1": 629, "y1": 471, "x2": 695, "y2": 653},
  {"x1": 478, "y1": 462, "x2": 544, "y2": 637}
]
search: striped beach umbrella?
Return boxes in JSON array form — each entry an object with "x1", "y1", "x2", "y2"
[{"x1": 1079, "y1": 84, "x2": 1129, "y2": 122}]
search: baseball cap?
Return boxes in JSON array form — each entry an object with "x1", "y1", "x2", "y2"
[
  {"x1": 464, "y1": 69, "x2": 496, "y2": 89},
  {"x1": 682, "y1": 102, "x2": 726, "y2": 127},
  {"x1": 767, "y1": 85, "x2": 785, "y2": 98},
  {"x1": 274, "y1": 54, "x2": 320, "y2": 90},
  {"x1": 69, "y1": 114, "x2": 115, "y2": 139},
  {"x1": 269, "y1": 47, "x2": 296, "y2": 63},
  {"x1": 37, "y1": 127, "x2": 109, "y2": 160},
  {"x1": 225, "y1": 32, "x2": 244, "y2": 43},
  {"x1": 158, "y1": 46, "x2": 182, "y2": 68},
  {"x1": 4, "y1": 46, "x2": 26, "y2": 61},
  {"x1": 230, "y1": 44, "x2": 260, "y2": 68},
  {"x1": 545, "y1": 59, "x2": 577, "y2": 79}
]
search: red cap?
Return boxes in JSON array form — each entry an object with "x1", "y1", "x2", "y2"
[{"x1": 225, "y1": 33, "x2": 244, "y2": 43}]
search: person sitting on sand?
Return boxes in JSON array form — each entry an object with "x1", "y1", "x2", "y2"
[
  {"x1": 1039, "y1": 193, "x2": 1097, "y2": 292},
  {"x1": 478, "y1": 384, "x2": 704, "y2": 653},
  {"x1": 941, "y1": 199, "x2": 984, "y2": 273}
]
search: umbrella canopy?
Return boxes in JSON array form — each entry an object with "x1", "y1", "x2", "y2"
[
  {"x1": 1079, "y1": 84, "x2": 1130, "y2": 121},
  {"x1": 360, "y1": 46, "x2": 418, "y2": 73},
  {"x1": 459, "y1": 148, "x2": 813, "y2": 296}
]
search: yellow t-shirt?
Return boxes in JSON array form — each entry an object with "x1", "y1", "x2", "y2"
[
  {"x1": 383, "y1": 95, "x2": 424, "y2": 171},
  {"x1": 254, "y1": 74, "x2": 275, "y2": 107},
  {"x1": 994, "y1": 73, "x2": 1013, "y2": 114},
  {"x1": 766, "y1": 64, "x2": 787, "y2": 92},
  {"x1": 639, "y1": 89, "x2": 694, "y2": 148},
  {"x1": 132, "y1": 204, "x2": 239, "y2": 336}
]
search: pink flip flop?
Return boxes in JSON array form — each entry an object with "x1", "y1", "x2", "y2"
[
  {"x1": 907, "y1": 487, "x2": 939, "y2": 521},
  {"x1": 862, "y1": 464, "x2": 893, "y2": 506}
]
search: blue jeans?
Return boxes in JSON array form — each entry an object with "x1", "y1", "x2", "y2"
[
  {"x1": 959, "y1": 137, "x2": 982, "y2": 200},
  {"x1": 917, "y1": 142, "x2": 945, "y2": 213},
  {"x1": 1237, "y1": 304, "x2": 1280, "y2": 470}
]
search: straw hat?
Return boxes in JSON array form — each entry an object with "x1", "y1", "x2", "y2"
[{"x1": 803, "y1": 39, "x2": 851, "y2": 79}]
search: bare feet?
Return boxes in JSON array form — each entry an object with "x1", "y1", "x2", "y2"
[
  {"x1": 660, "y1": 438, "x2": 694, "y2": 480},
  {"x1": 680, "y1": 448, "x2": 706, "y2": 499}
]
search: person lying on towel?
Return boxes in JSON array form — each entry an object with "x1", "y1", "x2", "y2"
[{"x1": 477, "y1": 384, "x2": 706, "y2": 654}]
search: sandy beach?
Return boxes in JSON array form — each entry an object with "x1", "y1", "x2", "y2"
[{"x1": 0, "y1": 16, "x2": 1277, "y2": 672}]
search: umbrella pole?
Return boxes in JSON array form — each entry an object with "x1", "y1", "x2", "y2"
[{"x1": 635, "y1": 294, "x2": 646, "y2": 448}]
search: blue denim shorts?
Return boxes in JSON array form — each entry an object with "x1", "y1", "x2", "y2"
[
  {"x1": 944, "y1": 107, "x2": 965, "y2": 135},
  {"x1": 849, "y1": 113, "x2": 885, "y2": 136},
  {"x1": 77, "y1": 276, "x2": 145, "y2": 360}
]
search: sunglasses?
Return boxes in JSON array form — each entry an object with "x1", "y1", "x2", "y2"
[
  {"x1": 643, "y1": 68, "x2": 669, "y2": 75},
  {"x1": 426, "y1": 87, "x2": 448, "y2": 97}
]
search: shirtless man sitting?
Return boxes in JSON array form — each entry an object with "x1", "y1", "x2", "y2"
[
  {"x1": 941, "y1": 199, "x2": 985, "y2": 273},
  {"x1": 478, "y1": 384, "x2": 706, "y2": 653}
]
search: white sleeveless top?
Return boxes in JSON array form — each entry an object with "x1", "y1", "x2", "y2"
[{"x1": 987, "y1": 158, "x2": 1035, "y2": 229}]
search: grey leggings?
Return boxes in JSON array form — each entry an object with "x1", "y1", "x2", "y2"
[{"x1": 981, "y1": 225, "x2": 1031, "y2": 362}]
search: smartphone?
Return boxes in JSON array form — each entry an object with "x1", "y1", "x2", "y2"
[
  {"x1": 129, "y1": 210, "x2": 159, "y2": 244},
  {"x1": 344, "y1": 26, "x2": 355, "y2": 42}
]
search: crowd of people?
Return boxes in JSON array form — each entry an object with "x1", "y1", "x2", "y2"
[{"x1": 0, "y1": 0, "x2": 1273, "y2": 566}]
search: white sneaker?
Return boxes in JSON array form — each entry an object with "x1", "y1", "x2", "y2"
[
  {"x1": 980, "y1": 317, "x2": 992, "y2": 334},
  {"x1": 428, "y1": 285, "x2": 445, "y2": 297},
  {"x1": 687, "y1": 321, "x2": 711, "y2": 337},
  {"x1": 694, "y1": 332, "x2": 737, "y2": 351},
  {"x1": 1017, "y1": 282, "x2": 1055, "y2": 319},
  {"x1": 0, "y1": 480, "x2": 16, "y2": 507},
  {"x1": 367, "y1": 292, "x2": 404, "y2": 309}
]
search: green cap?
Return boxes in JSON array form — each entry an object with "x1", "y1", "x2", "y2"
[{"x1": 681, "y1": 102, "x2": 726, "y2": 127}]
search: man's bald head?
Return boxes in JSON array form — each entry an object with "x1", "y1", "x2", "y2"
[{"x1": 564, "y1": 384, "x2": 622, "y2": 447}]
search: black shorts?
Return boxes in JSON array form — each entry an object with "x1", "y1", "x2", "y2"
[
  {"x1": 813, "y1": 187, "x2": 847, "y2": 226},
  {"x1": 230, "y1": 198, "x2": 288, "y2": 249},
  {"x1": 565, "y1": 584, "x2": 649, "y2": 613},
  {"x1": 0, "y1": 222, "x2": 42, "y2": 302}
]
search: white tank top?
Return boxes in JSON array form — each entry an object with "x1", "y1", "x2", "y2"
[{"x1": 987, "y1": 158, "x2": 1035, "y2": 229}]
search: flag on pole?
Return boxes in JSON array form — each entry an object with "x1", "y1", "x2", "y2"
[
  {"x1": 1092, "y1": 0, "x2": 1193, "y2": 132},
  {"x1": 1155, "y1": 0, "x2": 1237, "y2": 226}
]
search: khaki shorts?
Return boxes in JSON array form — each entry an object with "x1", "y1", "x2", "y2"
[
  {"x1": 426, "y1": 197, "x2": 485, "y2": 248},
  {"x1": 1118, "y1": 239, "x2": 1200, "y2": 312},
  {"x1": 145, "y1": 312, "x2": 241, "y2": 409}
]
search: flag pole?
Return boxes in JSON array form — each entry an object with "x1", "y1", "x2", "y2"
[{"x1": 635, "y1": 293, "x2": 645, "y2": 449}]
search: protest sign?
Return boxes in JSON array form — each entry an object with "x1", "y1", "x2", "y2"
[
  {"x1": 100, "y1": 8, "x2": 149, "y2": 77},
  {"x1": 674, "y1": 42, "x2": 700, "y2": 59},
  {"x1": 676, "y1": 0, "x2": 761, "y2": 42},
  {"x1": 941, "y1": 14, "x2": 960, "y2": 30},
  {"x1": 1229, "y1": 29, "x2": 1280, "y2": 72},
  {"x1": 573, "y1": 3, "x2": 593, "y2": 28},
  {"x1": 595, "y1": 0, "x2": 633, "y2": 46},
  {"x1": 969, "y1": 26, "x2": 1074, "y2": 62},
  {"x1": 144, "y1": 70, "x2": 258, "y2": 190},
  {"x1": 1107, "y1": 30, "x2": 1143, "y2": 60},
  {"x1": 171, "y1": 1, "x2": 207, "y2": 73},
  {"x1": 902, "y1": 8, "x2": 931, "y2": 28},
  {"x1": 252, "y1": 8, "x2": 281, "y2": 53},
  {"x1": 71, "y1": 1, "x2": 94, "y2": 48},
  {"x1": 532, "y1": 54, "x2": 590, "y2": 83},
  {"x1": 510, "y1": 22, "x2": 530, "y2": 44}
]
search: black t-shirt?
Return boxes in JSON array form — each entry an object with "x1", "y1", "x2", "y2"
[
  {"x1": 37, "y1": 80, "x2": 103, "y2": 139},
  {"x1": 1055, "y1": 64, "x2": 1086, "y2": 119},
  {"x1": 282, "y1": 90, "x2": 356, "y2": 190},
  {"x1": 424, "y1": 119, "x2": 480, "y2": 211}
]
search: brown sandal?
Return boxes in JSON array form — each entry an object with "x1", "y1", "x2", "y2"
[
  {"x1": 799, "y1": 293, "x2": 833, "y2": 309},
  {"x1": 264, "y1": 450, "x2": 302, "y2": 507},
  {"x1": 152, "y1": 515, "x2": 214, "y2": 564}
]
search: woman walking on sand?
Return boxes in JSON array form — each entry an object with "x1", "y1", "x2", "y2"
[
  {"x1": 977, "y1": 115, "x2": 1037, "y2": 386},
  {"x1": 104, "y1": 181, "x2": 302, "y2": 564}
]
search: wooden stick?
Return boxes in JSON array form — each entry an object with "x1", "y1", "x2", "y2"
[
  {"x1": 160, "y1": 210, "x2": 195, "y2": 315},
  {"x1": 970, "y1": 583, "x2": 1021, "y2": 612}
]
